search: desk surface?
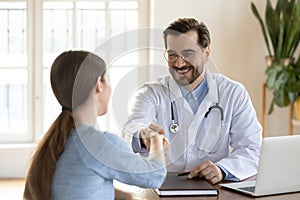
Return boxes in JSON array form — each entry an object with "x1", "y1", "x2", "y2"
[{"x1": 115, "y1": 180, "x2": 300, "y2": 200}]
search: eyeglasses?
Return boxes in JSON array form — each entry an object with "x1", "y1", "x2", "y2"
[{"x1": 163, "y1": 48, "x2": 203, "y2": 63}]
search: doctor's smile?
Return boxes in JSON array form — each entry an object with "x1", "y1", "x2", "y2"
[
  {"x1": 172, "y1": 66, "x2": 192, "y2": 74},
  {"x1": 171, "y1": 66, "x2": 197, "y2": 80}
]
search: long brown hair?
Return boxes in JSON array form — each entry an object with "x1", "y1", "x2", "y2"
[{"x1": 24, "y1": 50, "x2": 106, "y2": 200}]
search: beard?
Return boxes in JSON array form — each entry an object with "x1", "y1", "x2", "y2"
[{"x1": 169, "y1": 63, "x2": 204, "y2": 86}]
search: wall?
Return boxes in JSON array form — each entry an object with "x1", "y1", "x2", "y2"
[
  {"x1": 150, "y1": 0, "x2": 300, "y2": 136},
  {"x1": 0, "y1": 144, "x2": 35, "y2": 178}
]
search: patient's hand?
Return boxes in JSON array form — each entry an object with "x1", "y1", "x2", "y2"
[{"x1": 140, "y1": 123, "x2": 167, "y2": 151}]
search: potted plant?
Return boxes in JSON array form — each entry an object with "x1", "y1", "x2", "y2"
[{"x1": 251, "y1": 0, "x2": 300, "y2": 114}]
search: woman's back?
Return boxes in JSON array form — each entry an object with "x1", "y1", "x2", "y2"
[{"x1": 52, "y1": 125, "x2": 166, "y2": 200}]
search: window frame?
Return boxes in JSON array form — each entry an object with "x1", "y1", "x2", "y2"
[{"x1": 0, "y1": 0, "x2": 150, "y2": 143}]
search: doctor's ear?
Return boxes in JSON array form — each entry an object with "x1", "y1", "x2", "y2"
[{"x1": 204, "y1": 45, "x2": 210, "y2": 62}]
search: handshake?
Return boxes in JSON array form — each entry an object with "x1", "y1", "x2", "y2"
[{"x1": 140, "y1": 123, "x2": 169, "y2": 158}]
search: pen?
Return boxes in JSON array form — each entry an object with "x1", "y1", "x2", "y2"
[{"x1": 177, "y1": 172, "x2": 190, "y2": 176}]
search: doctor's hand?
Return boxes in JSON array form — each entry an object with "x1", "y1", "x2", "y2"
[
  {"x1": 140, "y1": 123, "x2": 167, "y2": 151},
  {"x1": 188, "y1": 160, "x2": 224, "y2": 184},
  {"x1": 141, "y1": 124, "x2": 168, "y2": 164}
]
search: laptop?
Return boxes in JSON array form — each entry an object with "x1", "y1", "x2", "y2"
[{"x1": 220, "y1": 134, "x2": 300, "y2": 197}]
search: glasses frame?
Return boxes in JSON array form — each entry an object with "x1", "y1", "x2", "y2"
[{"x1": 163, "y1": 48, "x2": 204, "y2": 63}]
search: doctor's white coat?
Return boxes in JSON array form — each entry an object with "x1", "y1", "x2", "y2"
[{"x1": 123, "y1": 69, "x2": 262, "y2": 181}]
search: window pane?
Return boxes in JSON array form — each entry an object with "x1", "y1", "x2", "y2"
[
  {"x1": 0, "y1": 69, "x2": 28, "y2": 134},
  {"x1": 76, "y1": 1, "x2": 106, "y2": 49},
  {"x1": 0, "y1": 2, "x2": 27, "y2": 67},
  {"x1": 110, "y1": 8, "x2": 138, "y2": 35},
  {"x1": 0, "y1": 2, "x2": 28, "y2": 136},
  {"x1": 110, "y1": 3, "x2": 138, "y2": 65},
  {"x1": 43, "y1": 2, "x2": 73, "y2": 66},
  {"x1": 109, "y1": 1, "x2": 138, "y2": 9}
]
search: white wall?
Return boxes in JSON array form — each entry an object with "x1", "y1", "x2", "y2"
[
  {"x1": 0, "y1": 144, "x2": 35, "y2": 178},
  {"x1": 150, "y1": 0, "x2": 300, "y2": 136}
]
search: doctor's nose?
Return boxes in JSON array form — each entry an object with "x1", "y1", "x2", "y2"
[{"x1": 174, "y1": 55, "x2": 187, "y2": 67}]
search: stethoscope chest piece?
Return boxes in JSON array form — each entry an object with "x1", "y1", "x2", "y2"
[{"x1": 169, "y1": 122, "x2": 179, "y2": 133}]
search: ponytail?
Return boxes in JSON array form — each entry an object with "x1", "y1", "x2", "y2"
[{"x1": 24, "y1": 111, "x2": 75, "y2": 200}]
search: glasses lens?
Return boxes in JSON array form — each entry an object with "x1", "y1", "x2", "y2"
[
  {"x1": 164, "y1": 52, "x2": 177, "y2": 62},
  {"x1": 183, "y1": 50, "x2": 201, "y2": 62},
  {"x1": 164, "y1": 49, "x2": 202, "y2": 63}
]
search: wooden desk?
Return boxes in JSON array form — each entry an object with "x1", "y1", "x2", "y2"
[{"x1": 115, "y1": 179, "x2": 300, "y2": 200}]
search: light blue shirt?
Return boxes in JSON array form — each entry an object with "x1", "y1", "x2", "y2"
[
  {"x1": 179, "y1": 78, "x2": 208, "y2": 114},
  {"x1": 52, "y1": 125, "x2": 166, "y2": 200}
]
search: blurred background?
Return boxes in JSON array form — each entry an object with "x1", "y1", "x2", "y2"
[{"x1": 0, "y1": 0, "x2": 299, "y2": 178}]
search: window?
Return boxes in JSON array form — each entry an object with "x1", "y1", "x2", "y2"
[
  {"x1": 0, "y1": 2, "x2": 28, "y2": 142},
  {"x1": 0, "y1": 0, "x2": 149, "y2": 142}
]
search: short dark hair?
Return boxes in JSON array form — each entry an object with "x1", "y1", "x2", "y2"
[{"x1": 163, "y1": 18, "x2": 211, "y2": 49}]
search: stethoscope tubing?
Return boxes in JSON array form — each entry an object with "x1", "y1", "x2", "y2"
[
  {"x1": 170, "y1": 101, "x2": 179, "y2": 133},
  {"x1": 168, "y1": 81, "x2": 224, "y2": 134}
]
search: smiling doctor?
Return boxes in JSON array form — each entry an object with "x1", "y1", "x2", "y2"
[{"x1": 122, "y1": 18, "x2": 262, "y2": 184}]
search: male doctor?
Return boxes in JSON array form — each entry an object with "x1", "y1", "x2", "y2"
[{"x1": 122, "y1": 18, "x2": 262, "y2": 184}]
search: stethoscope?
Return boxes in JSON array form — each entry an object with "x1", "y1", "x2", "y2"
[
  {"x1": 169, "y1": 100, "x2": 179, "y2": 133},
  {"x1": 168, "y1": 81, "x2": 224, "y2": 134},
  {"x1": 168, "y1": 82, "x2": 180, "y2": 133}
]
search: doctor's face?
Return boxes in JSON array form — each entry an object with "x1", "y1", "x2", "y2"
[{"x1": 165, "y1": 31, "x2": 209, "y2": 86}]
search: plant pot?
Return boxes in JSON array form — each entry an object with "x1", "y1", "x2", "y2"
[
  {"x1": 295, "y1": 98, "x2": 300, "y2": 120},
  {"x1": 265, "y1": 56, "x2": 294, "y2": 67}
]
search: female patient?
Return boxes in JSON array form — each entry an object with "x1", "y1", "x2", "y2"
[{"x1": 23, "y1": 50, "x2": 167, "y2": 200}]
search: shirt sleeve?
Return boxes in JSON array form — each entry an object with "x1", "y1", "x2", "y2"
[
  {"x1": 73, "y1": 127, "x2": 166, "y2": 189},
  {"x1": 217, "y1": 164, "x2": 239, "y2": 181},
  {"x1": 132, "y1": 131, "x2": 149, "y2": 153}
]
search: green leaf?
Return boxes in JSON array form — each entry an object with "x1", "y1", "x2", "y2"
[
  {"x1": 266, "y1": 0, "x2": 279, "y2": 55},
  {"x1": 274, "y1": 71, "x2": 287, "y2": 90},
  {"x1": 282, "y1": 1, "x2": 300, "y2": 57},
  {"x1": 266, "y1": 74, "x2": 276, "y2": 89},
  {"x1": 285, "y1": 3, "x2": 300, "y2": 57},
  {"x1": 275, "y1": 20, "x2": 284, "y2": 57},
  {"x1": 273, "y1": 89, "x2": 290, "y2": 107},
  {"x1": 275, "y1": 0, "x2": 286, "y2": 14},
  {"x1": 265, "y1": 66, "x2": 278, "y2": 89},
  {"x1": 251, "y1": 2, "x2": 272, "y2": 56},
  {"x1": 287, "y1": 81, "x2": 300, "y2": 93},
  {"x1": 296, "y1": 55, "x2": 300, "y2": 68},
  {"x1": 268, "y1": 100, "x2": 275, "y2": 114},
  {"x1": 288, "y1": 92, "x2": 298, "y2": 103}
]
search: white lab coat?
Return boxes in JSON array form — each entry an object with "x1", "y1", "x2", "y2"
[{"x1": 123, "y1": 69, "x2": 262, "y2": 181}]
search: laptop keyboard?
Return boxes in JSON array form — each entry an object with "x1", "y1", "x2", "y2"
[{"x1": 239, "y1": 186, "x2": 255, "y2": 193}]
